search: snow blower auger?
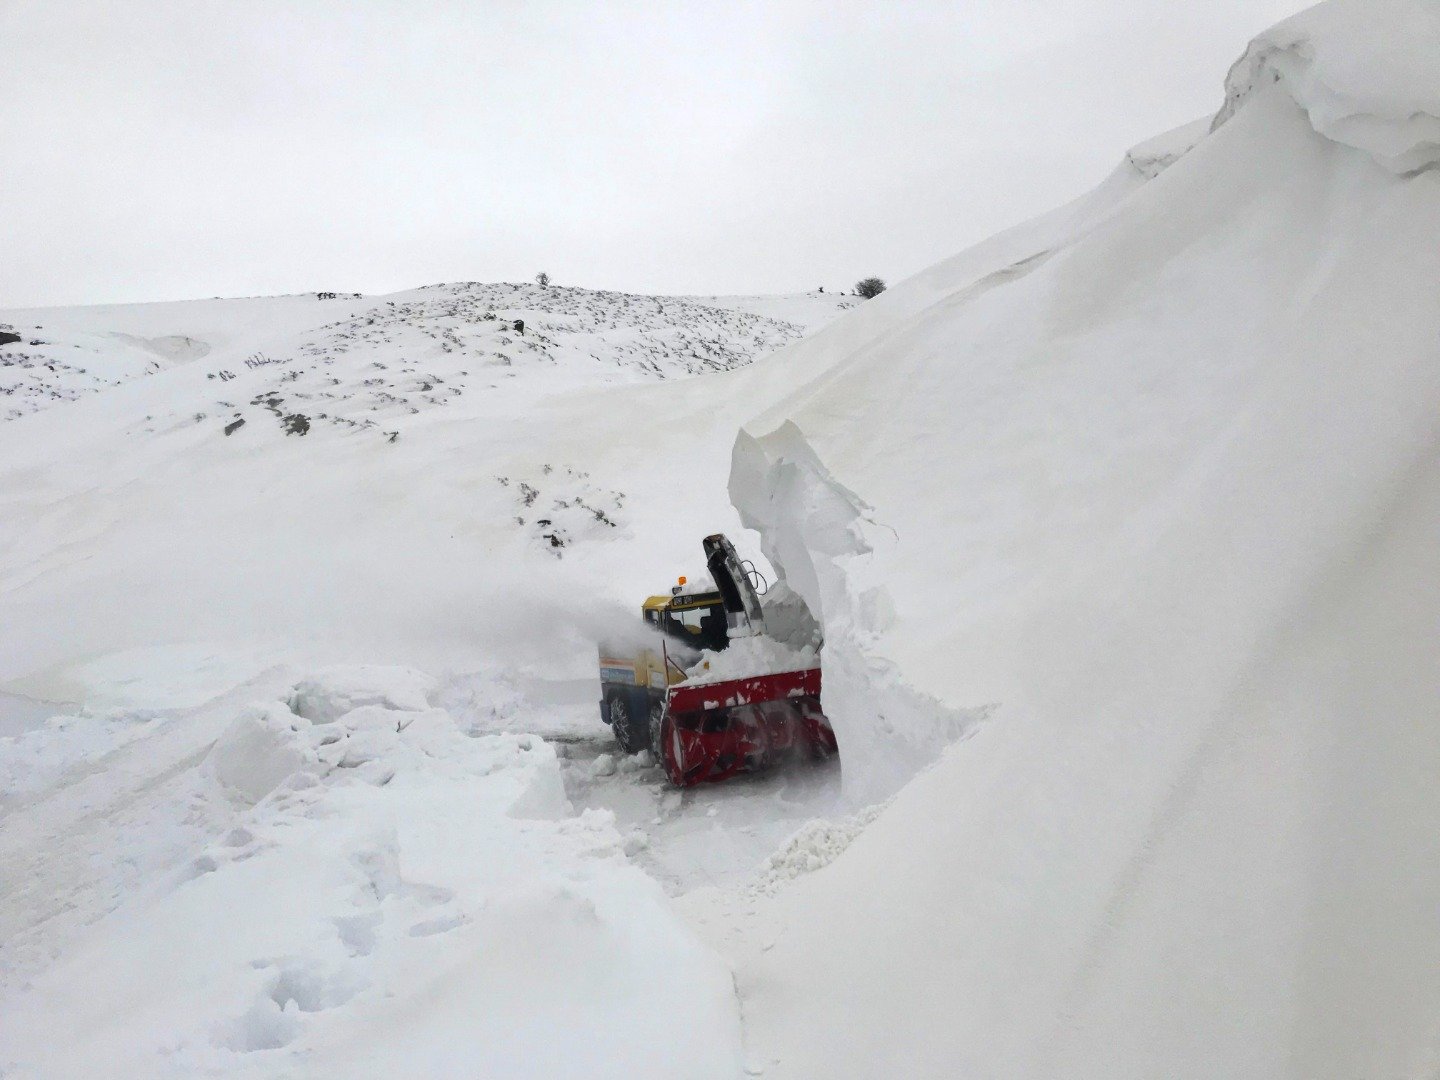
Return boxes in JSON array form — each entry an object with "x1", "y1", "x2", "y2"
[{"x1": 597, "y1": 534, "x2": 838, "y2": 787}]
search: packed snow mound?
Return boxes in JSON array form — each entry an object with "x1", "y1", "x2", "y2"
[
  {"x1": 0, "y1": 282, "x2": 852, "y2": 699},
  {"x1": 0, "y1": 666, "x2": 744, "y2": 1078},
  {"x1": 109, "y1": 332, "x2": 212, "y2": 363},
  {"x1": 719, "y1": 3, "x2": 1440, "y2": 1076},
  {"x1": 730, "y1": 421, "x2": 982, "y2": 799},
  {"x1": 207, "y1": 702, "x2": 314, "y2": 805},
  {"x1": 751, "y1": 801, "x2": 887, "y2": 894},
  {"x1": 683, "y1": 634, "x2": 818, "y2": 686},
  {"x1": 290, "y1": 665, "x2": 436, "y2": 724},
  {"x1": 1215, "y1": 0, "x2": 1440, "y2": 174}
]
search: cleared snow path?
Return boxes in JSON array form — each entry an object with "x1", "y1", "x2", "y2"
[
  {"x1": 559, "y1": 737, "x2": 844, "y2": 895},
  {"x1": 436, "y1": 669, "x2": 849, "y2": 895}
]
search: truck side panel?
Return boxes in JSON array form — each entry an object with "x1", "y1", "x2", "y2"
[{"x1": 598, "y1": 650, "x2": 661, "y2": 730}]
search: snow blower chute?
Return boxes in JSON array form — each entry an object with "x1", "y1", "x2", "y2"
[{"x1": 597, "y1": 534, "x2": 837, "y2": 786}]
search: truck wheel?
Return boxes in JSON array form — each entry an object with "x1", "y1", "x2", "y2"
[
  {"x1": 648, "y1": 700, "x2": 666, "y2": 761},
  {"x1": 607, "y1": 692, "x2": 648, "y2": 755}
]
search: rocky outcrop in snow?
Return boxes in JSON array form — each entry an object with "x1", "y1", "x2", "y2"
[{"x1": 0, "y1": 284, "x2": 850, "y2": 425}]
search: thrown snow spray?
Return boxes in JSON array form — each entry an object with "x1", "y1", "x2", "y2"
[{"x1": 730, "y1": 422, "x2": 981, "y2": 802}]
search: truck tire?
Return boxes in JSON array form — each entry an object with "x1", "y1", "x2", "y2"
[
  {"x1": 607, "y1": 690, "x2": 649, "y2": 755},
  {"x1": 648, "y1": 699, "x2": 666, "y2": 762}
]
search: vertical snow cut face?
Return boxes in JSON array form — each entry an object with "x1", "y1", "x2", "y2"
[{"x1": 730, "y1": 422, "x2": 980, "y2": 803}]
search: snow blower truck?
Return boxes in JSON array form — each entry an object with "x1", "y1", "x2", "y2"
[{"x1": 597, "y1": 534, "x2": 837, "y2": 787}]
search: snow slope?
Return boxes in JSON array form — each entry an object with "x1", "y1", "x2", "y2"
[
  {"x1": 0, "y1": 284, "x2": 850, "y2": 706},
  {"x1": 0, "y1": 284, "x2": 852, "y2": 1077},
  {"x1": 711, "y1": 1, "x2": 1440, "y2": 1075},
  {"x1": 0, "y1": 292, "x2": 357, "y2": 422}
]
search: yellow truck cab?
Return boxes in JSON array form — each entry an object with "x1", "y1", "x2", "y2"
[
  {"x1": 598, "y1": 587, "x2": 731, "y2": 754},
  {"x1": 641, "y1": 591, "x2": 730, "y2": 653}
]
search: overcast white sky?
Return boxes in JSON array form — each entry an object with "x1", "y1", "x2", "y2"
[{"x1": 1, "y1": 1, "x2": 1307, "y2": 308}]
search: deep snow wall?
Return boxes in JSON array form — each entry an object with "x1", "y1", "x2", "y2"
[
  {"x1": 726, "y1": 2, "x2": 1440, "y2": 1074},
  {"x1": 730, "y1": 423, "x2": 978, "y2": 802}
]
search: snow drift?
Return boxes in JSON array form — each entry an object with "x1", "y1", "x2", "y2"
[
  {"x1": 0, "y1": 667, "x2": 743, "y2": 1079},
  {"x1": 722, "y1": 1, "x2": 1440, "y2": 1075},
  {"x1": 1215, "y1": 0, "x2": 1440, "y2": 175},
  {"x1": 0, "y1": 285, "x2": 856, "y2": 1077}
]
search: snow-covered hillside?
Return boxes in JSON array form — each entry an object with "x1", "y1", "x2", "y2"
[
  {"x1": 1, "y1": 283, "x2": 850, "y2": 424},
  {"x1": 0, "y1": 284, "x2": 850, "y2": 706},
  {"x1": 0, "y1": 278, "x2": 853, "y2": 1077},
  {"x1": 4, "y1": 0, "x2": 1438, "y2": 1076},
  {"x1": 151, "y1": 284, "x2": 846, "y2": 445}
]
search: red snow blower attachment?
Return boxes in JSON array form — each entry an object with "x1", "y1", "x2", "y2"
[{"x1": 598, "y1": 534, "x2": 837, "y2": 786}]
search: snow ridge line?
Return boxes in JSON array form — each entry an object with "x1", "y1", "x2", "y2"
[{"x1": 1213, "y1": 1, "x2": 1440, "y2": 175}]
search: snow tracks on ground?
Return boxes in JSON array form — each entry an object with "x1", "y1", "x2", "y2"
[{"x1": 0, "y1": 666, "x2": 743, "y2": 1080}]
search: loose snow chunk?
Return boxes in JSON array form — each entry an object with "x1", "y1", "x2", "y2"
[
  {"x1": 683, "y1": 635, "x2": 819, "y2": 686},
  {"x1": 618, "y1": 748, "x2": 653, "y2": 772},
  {"x1": 290, "y1": 665, "x2": 436, "y2": 724},
  {"x1": 755, "y1": 803, "x2": 888, "y2": 893},
  {"x1": 503, "y1": 737, "x2": 573, "y2": 821},
  {"x1": 1215, "y1": 0, "x2": 1440, "y2": 173},
  {"x1": 756, "y1": 579, "x2": 824, "y2": 651},
  {"x1": 207, "y1": 702, "x2": 314, "y2": 805}
]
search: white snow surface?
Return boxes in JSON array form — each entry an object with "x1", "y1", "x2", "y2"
[
  {"x1": 0, "y1": 284, "x2": 851, "y2": 708},
  {"x1": 0, "y1": 667, "x2": 743, "y2": 1079},
  {"x1": 1123, "y1": 117, "x2": 1210, "y2": 179},
  {"x1": 5, "y1": 3, "x2": 1440, "y2": 1077},
  {"x1": 0, "y1": 284, "x2": 857, "y2": 1078},
  {"x1": 1215, "y1": 0, "x2": 1440, "y2": 174},
  {"x1": 710, "y1": 4, "x2": 1440, "y2": 1077},
  {"x1": 683, "y1": 635, "x2": 818, "y2": 687},
  {"x1": 0, "y1": 278, "x2": 856, "y2": 1078}
]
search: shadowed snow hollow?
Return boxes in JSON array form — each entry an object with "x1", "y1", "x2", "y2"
[{"x1": 720, "y1": 2, "x2": 1440, "y2": 1076}]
